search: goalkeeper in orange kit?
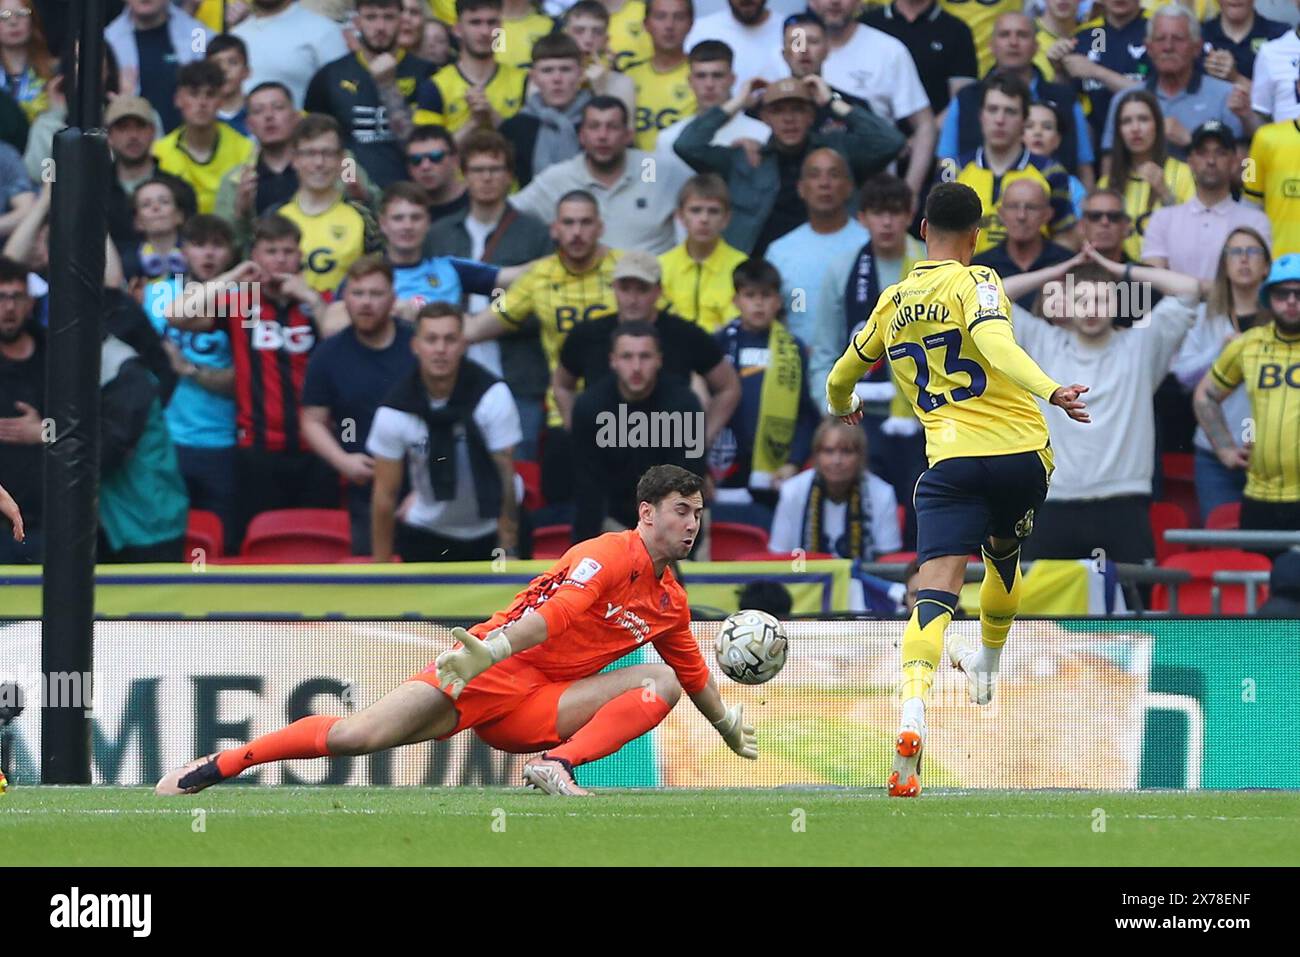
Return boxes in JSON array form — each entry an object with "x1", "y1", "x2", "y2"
[{"x1": 156, "y1": 465, "x2": 756, "y2": 797}]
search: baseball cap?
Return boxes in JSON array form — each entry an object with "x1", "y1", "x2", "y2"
[
  {"x1": 104, "y1": 96, "x2": 155, "y2": 129},
  {"x1": 1189, "y1": 120, "x2": 1235, "y2": 151},
  {"x1": 612, "y1": 250, "x2": 662, "y2": 285},
  {"x1": 759, "y1": 77, "x2": 814, "y2": 107}
]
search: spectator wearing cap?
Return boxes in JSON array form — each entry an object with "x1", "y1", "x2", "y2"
[
  {"x1": 1194, "y1": 253, "x2": 1300, "y2": 539},
  {"x1": 553, "y1": 248, "x2": 740, "y2": 448},
  {"x1": 1142, "y1": 120, "x2": 1272, "y2": 281},
  {"x1": 1098, "y1": 4, "x2": 1251, "y2": 159},
  {"x1": 510, "y1": 95, "x2": 692, "y2": 254},
  {"x1": 568, "y1": 318, "x2": 707, "y2": 543},
  {"x1": 104, "y1": 0, "x2": 214, "y2": 131},
  {"x1": 674, "y1": 73, "x2": 904, "y2": 257},
  {"x1": 103, "y1": 95, "x2": 198, "y2": 257}
]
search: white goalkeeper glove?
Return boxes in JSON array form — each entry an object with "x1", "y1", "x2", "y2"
[
  {"x1": 712, "y1": 703, "x2": 757, "y2": 760},
  {"x1": 434, "y1": 627, "x2": 512, "y2": 700}
]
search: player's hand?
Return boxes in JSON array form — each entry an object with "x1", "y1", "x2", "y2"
[
  {"x1": 1050, "y1": 384, "x2": 1091, "y2": 423},
  {"x1": 712, "y1": 703, "x2": 757, "y2": 760},
  {"x1": 1217, "y1": 444, "x2": 1251, "y2": 470},
  {"x1": 0, "y1": 481, "x2": 24, "y2": 543},
  {"x1": 434, "y1": 627, "x2": 511, "y2": 700},
  {"x1": 828, "y1": 391, "x2": 863, "y2": 425}
]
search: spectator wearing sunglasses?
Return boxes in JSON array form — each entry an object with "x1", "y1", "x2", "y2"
[{"x1": 404, "y1": 124, "x2": 468, "y2": 224}]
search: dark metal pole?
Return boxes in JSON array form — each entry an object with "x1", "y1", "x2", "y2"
[{"x1": 41, "y1": 0, "x2": 109, "y2": 785}]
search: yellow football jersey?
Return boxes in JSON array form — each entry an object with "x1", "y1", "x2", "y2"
[
  {"x1": 658, "y1": 239, "x2": 747, "y2": 332},
  {"x1": 1099, "y1": 157, "x2": 1195, "y2": 261},
  {"x1": 953, "y1": 148, "x2": 1075, "y2": 254},
  {"x1": 626, "y1": 58, "x2": 696, "y2": 151},
  {"x1": 940, "y1": 0, "x2": 1024, "y2": 78},
  {"x1": 1210, "y1": 323, "x2": 1300, "y2": 502},
  {"x1": 827, "y1": 260, "x2": 1059, "y2": 466},
  {"x1": 415, "y1": 62, "x2": 528, "y2": 131},
  {"x1": 494, "y1": 249, "x2": 622, "y2": 424},
  {"x1": 151, "y1": 122, "x2": 254, "y2": 215},
  {"x1": 1243, "y1": 120, "x2": 1300, "y2": 259},
  {"x1": 497, "y1": 11, "x2": 556, "y2": 69},
  {"x1": 273, "y1": 196, "x2": 381, "y2": 295},
  {"x1": 608, "y1": 0, "x2": 653, "y2": 72}
]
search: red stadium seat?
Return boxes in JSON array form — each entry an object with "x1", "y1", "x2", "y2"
[
  {"x1": 732, "y1": 550, "x2": 836, "y2": 562},
  {"x1": 514, "y1": 460, "x2": 544, "y2": 511},
  {"x1": 1160, "y1": 452, "x2": 1200, "y2": 526},
  {"x1": 1149, "y1": 501, "x2": 1190, "y2": 565},
  {"x1": 1149, "y1": 550, "x2": 1272, "y2": 613},
  {"x1": 184, "y1": 509, "x2": 224, "y2": 559},
  {"x1": 241, "y1": 509, "x2": 352, "y2": 562},
  {"x1": 532, "y1": 524, "x2": 572, "y2": 559},
  {"x1": 710, "y1": 521, "x2": 770, "y2": 560},
  {"x1": 1204, "y1": 502, "x2": 1242, "y2": 531}
]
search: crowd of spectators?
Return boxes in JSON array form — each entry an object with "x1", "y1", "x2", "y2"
[{"x1": 0, "y1": 0, "x2": 1297, "y2": 580}]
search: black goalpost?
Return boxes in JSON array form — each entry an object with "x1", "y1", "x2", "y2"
[{"x1": 40, "y1": 0, "x2": 111, "y2": 784}]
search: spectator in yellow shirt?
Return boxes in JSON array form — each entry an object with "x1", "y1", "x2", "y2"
[{"x1": 658, "y1": 173, "x2": 747, "y2": 332}]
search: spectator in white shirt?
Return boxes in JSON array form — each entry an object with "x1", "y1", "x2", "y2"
[
  {"x1": 1013, "y1": 258, "x2": 1197, "y2": 564},
  {"x1": 232, "y1": 0, "x2": 349, "y2": 107},
  {"x1": 684, "y1": 0, "x2": 787, "y2": 91},
  {"x1": 805, "y1": 0, "x2": 936, "y2": 202}
]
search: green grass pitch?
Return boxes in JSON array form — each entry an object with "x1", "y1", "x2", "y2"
[{"x1": 2, "y1": 787, "x2": 1297, "y2": 865}]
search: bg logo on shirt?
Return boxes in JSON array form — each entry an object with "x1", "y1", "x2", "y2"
[{"x1": 251, "y1": 321, "x2": 315, "y2": 353}]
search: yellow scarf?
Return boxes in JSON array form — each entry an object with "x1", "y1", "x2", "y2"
[{"x1": 751, "y1": 320, "x2": 802, "y2": 485}]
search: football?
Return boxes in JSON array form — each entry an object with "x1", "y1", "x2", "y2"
[{"x1": 715, "y1": 609, "x2": 788, "y2": 685}]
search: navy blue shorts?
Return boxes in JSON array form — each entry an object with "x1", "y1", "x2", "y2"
[{"x1": 913, "y1": 449, "x2": 1053, "y2": 563}]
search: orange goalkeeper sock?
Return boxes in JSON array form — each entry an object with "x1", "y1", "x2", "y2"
[
  {"x1": 214, "y1": 715, "x2": 341, "y2": 779},
  {"x1": 547, "y1": 689, "x2": 672, "y2": 768}
]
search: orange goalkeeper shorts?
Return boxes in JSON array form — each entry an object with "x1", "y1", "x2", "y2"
[{"x1": 408, "y1": 655, "x2": 572, "y2": 753}]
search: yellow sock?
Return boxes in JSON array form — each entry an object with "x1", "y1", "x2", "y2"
[
  {"x1": 899, "y1": 589, "x2": 957, "y2": 703},
  {"x1": 979, "y1": 544, "x2": 1022, "y2": 651}
]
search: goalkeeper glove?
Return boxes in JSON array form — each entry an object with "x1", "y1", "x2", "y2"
[
  {"x1": 712, "y1": 703, "x2": 757, "y2": 760},
  {"x1": 435, "y1": 627, "x2": 512, "y2": 700}
]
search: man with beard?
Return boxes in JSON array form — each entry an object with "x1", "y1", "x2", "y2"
[
  {"x1": 232, "y1": 0, "x2": 350, "y2": 107},
  {"x1": 684, "y1": 0, "x2": 786, "y2": 91},
  {"x1": 1195, "y1": 254, "x2": 1300, "y2": 535},
  {"x1": 305, "y1": 0, "x2": 444, "y2": 187},
  {"x1": 416, "y1": 0, "x2": 529, "y2": 139}
]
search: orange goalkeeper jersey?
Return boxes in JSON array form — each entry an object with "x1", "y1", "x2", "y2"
[{"x1": 469, "y1": 529, "x2": 709, "y2": 693}]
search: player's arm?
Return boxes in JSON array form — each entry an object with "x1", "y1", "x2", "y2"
[
  {"x1": 966, "y1": 271, "x2": 1091, "y2": 422},
  {"x1": 825, "y1": 305, "x2": 887, "y2": 421},
  {"x1": 1193, "y1": 342, "x2": 1250, "y2": 469}
]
